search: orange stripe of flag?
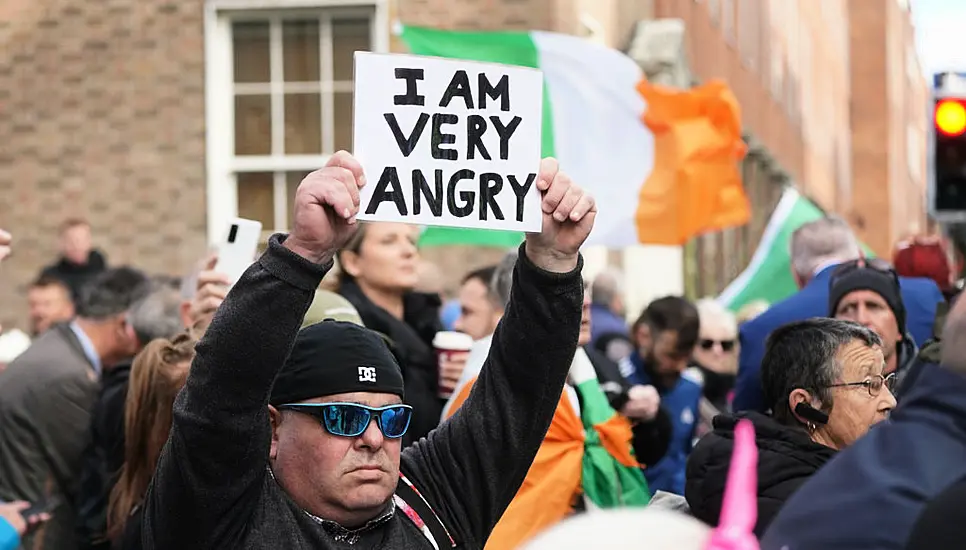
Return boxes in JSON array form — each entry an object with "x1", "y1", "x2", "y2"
[{"x1": 634, "y1": 78, "x2": 751, "y2": 245}]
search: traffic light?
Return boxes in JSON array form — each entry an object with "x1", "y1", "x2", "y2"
[{"x1": 931, "y1": 96, "x2": 966, "y2": 219}]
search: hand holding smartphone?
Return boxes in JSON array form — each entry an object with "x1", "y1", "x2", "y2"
[{"x1": 214, "y1": 218, "x2": 263, "y2": 285}]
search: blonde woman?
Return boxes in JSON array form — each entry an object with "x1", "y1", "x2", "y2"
[{"x1": 108, "y1": 333, "x2": 197, "y2": 549}]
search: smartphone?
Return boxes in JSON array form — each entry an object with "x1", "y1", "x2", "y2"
[
  {"x1": 21, "y1": 495, "x2": 61, "y2": 520},
  {"x1": 214, "y1": 218, "x2": 263, "y2": 285}
]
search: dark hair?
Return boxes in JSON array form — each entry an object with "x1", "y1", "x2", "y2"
[
  {"x1": 763, "y1": 317, "x2": 882, "y2": 426},
  {"x1": 644, "y1": 296, "x2": 700, "y2": 354},
  {"x1": 462, "y1": 265, "x2": 497, "y2": 287},
  {"x1": 61, "y1": 218, "x2": 90, "y2": 233},
  {"x1": 30, "y1": 274, "x2": 70, "y2": 293},
  {"x1": 75, "y1": 267, "x2": 151, "y2": 320}
]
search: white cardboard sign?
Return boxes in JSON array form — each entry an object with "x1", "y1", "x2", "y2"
[{"x1": 352, "y1": 51, "x2": 544, "y2": 232}]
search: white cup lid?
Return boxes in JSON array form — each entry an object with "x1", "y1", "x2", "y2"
[{"x1": 433, "y1": 331, "x2": 474, "y2": 350}]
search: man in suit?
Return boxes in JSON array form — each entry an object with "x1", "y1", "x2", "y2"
[
  {"x1": 733, "y1": 217, "x2": 944, "y2": 413},
  {"x1": 0, "y1": 267, "x2": 150, "y2": 550}
]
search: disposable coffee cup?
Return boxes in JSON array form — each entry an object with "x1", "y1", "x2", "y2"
[{"x1": 433, "y1": 331, "x2": 474, "y2": 398}]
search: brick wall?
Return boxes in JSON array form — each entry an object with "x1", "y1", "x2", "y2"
[
  {"x1": 0, "y1": 0, "x2": 208, "y2": 331},
  {"x1": 847, "y1": 0, "x2": 927, "y2": 256}
]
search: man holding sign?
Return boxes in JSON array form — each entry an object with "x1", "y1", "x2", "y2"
[
  {"x1": 353, "y1": 52, "x2": 544, "y2": 232},
  {"x1": 136, "y1": 59, "x2": 596, "y2": 548}
]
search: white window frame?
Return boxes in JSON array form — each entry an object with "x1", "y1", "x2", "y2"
[{"x1": 203, "y1": 0, "x2": 389, "y2": 244}]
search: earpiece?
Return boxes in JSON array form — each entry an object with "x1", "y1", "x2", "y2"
[{"x1": 794, "y1": 402, "x2": 829, "y2": 426}]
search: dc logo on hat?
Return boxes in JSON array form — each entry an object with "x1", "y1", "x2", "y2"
[{"x1": 358, "y1": 366, "x2": 377, "y2": 383}]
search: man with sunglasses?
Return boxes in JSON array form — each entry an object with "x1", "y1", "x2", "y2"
[
  {"x1": 829, "y1": 258, "x2": 918, "y2": 396},
  {"x1": 137, "y1": 152, "x2": 597, "y2": 550}
]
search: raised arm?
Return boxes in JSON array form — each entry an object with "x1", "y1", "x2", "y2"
[
  {"x1": 141, "y1": 152, "x2": 366, "y2": 549},
  {"x1": 399, "y1": 158, "x2": 597, "y2": 546}
]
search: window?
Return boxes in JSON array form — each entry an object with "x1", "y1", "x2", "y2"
[
  {"x1": 907, "y1": 124, "x2": 922, "y2": 182},
  {"x1": 737, "y1": 0, "x2": 758, "y2": 68},
  {"x1": 770, "y1": 46, "x2": 784, "y2": 101},
  {"x1": 204, "y1": 2, "x2": 387, "y2": 242},
  {"x1": 722, "y1": 0, "x2": 735, "y2": 45}
]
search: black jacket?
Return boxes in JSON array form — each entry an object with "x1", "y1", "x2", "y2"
[
  {"x1": 338, "y1": 280, "x2": 443, "y2": 446},
  {"x1": 76, "y1": 360, "x2": 132, "y2": 550},
  {"x1": 685, "y1": 411, "x2": 836, "y2": 537},
  {"x1": 584, "y1": 346, "x2": 672, "y2": 467},
  {"x1": 41, "y1": 250, "x2": 108, "y2": 302},
  {"x1": 135, "y1": 236, "x2": 585, "y2": 549}
]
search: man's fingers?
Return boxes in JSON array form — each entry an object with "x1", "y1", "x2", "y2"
[
  {"x1": 197, "y1": 270, "x2": 231, "y2": 288},
  {"x1": 322, "y1": 181, "x2": 358, "y2": 221},
  {"x1": 203, "y1": 252, "x2": 218, "y2": 271},
  {"x1": 540, "y1": 171, "x2": 571, "y2": 214},
  {"x1": 194, "y1": 296, "x2": 223, "y2": 315},
  {"x1": 552, "y1": 186, "x2": 582, "y2": 222},
  {"x1": 536, "y1": 158, "x2": 559, "y2": 192},
  {"x1": 327, "y1": 150, "x2": 366, "y2": 188},
  {"x1": 569, "y1": 194, "x2": 596, "y2": 222}
]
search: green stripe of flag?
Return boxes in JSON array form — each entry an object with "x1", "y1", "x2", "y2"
[
  {"x1": 400, "y1": 26, "x2": 553, "y2": 248},
  {"x1": 719, "y1": 188, "x2": 877, "y2": 312}
]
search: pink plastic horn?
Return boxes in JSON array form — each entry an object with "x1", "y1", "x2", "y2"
[{"x1": 705, "y1": 419, "x2": 760, "y2": 550}]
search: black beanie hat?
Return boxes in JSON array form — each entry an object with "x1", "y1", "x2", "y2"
[
  {"x1": 269, "y1": 320, "x2": 405, "y2": 406},
  {"x1": 828, "y1": 267, "x2": 906, "y2": 335}
]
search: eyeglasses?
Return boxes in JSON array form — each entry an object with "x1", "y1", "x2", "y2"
[
  {"x1": 830, "y1": 258, "x2": 900, "y2": 289},
  {"x1": 827, "y1": 372, "x2": 896, "y2": 397},
  {"x1": 276, "y1": 402, "x2": 413, "y2": 439},
  {"x1": 699, "y1": 339, "x2": 736, "y2": 352}
]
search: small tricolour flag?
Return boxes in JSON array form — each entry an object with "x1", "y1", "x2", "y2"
[{"x1": 400, "y1": 26, "x2": 750, "y2": 249}]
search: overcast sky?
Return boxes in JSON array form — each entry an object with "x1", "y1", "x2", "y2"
[{"x1": 913, "y1": 0, "x2": 966, "y2": 78}]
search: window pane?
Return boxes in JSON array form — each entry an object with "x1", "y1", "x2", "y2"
[
  {"x1": 233, "y1": 21, "x2": 270, "y2": 83},
  {"x1": 333, "y1": 91, "x2": 354, "y2": 152},
  {"x1": 284, "y1": 93, "x2": 322, "y2": 154},
  {"x1": 283, "y1": 20, "x2": 320, "y2": 82},
  {"x1": 237, "y1": 172, "x2": 275, "y2": 228},
  {"x1": 235, "y1": 95, "x2": 272, "y2": 155},
  {"x1": 332, "y1": 19, "x2": 370, "y2": 81},
  {"x1": 287, "y1": 171, "x2": 312, "y2": 227}
]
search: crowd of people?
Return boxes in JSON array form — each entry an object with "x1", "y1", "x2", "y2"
[{"x1": 1, "y1": 153, "x2": 966, "y2": 549}]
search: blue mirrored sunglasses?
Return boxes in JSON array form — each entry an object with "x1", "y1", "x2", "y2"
[{"x1": 277, "y1": 402, "x2": 413, "y2": 439}]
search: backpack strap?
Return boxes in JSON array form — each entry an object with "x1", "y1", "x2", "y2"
[{"x1": 394, "y1": 473, "x2": 459, "y2": 549}]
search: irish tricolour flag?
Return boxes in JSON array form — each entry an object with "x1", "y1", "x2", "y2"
[{"x1": 401, "y1": 26, "x2": 749, "y2": 249}]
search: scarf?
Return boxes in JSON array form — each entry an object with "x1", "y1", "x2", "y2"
[{"x1": 445, "y1": 349, "x2": 650, "y2": 549}]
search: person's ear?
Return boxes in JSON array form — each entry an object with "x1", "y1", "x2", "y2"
[
  {"x1": 340, "y1": 250, "x2": 363, "y2": 278},
  {"x1": 269, "y1": 405, "x2": 282, "y2": 461},
  {"x1": 788, "y1": 389, "x2": 820, "y2": 423}
]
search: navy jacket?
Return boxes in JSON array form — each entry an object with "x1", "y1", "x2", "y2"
[
  {"x1": 761, "y1": 361, "x2": 966, "y2": 550},
  {"x1": 733, "y1": 266, "x2": 943, "y2": 412}
]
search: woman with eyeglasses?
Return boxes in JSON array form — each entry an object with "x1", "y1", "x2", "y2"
[
  {"x1": 685, "y1": 318, "x2": 896, "y2": 537},
  {"x1": 688, "y1": 299, "x2": 739, "y2": 439}
]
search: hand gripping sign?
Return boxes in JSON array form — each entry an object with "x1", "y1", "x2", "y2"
[{"x1": 352, "y1": 51, "x2": 544, "y2": 233}]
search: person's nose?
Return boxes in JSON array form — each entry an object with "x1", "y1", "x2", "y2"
[
  {"x1": 401, "y1": 238, "x2": 418, "y2": 257},
  {"x1": 356, "y1": 415, "x2": 385, "y2": 450},
  {"x1": 880, "y1": 385, "x2": 898, "y2": 410},
  {"x1": 855, "y1": 306, "x2": 875, "y2": 328}
]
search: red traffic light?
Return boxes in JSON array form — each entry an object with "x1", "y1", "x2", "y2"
[{"x1": 936, "y1": 99, "x2": 966, "y2": 137}]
